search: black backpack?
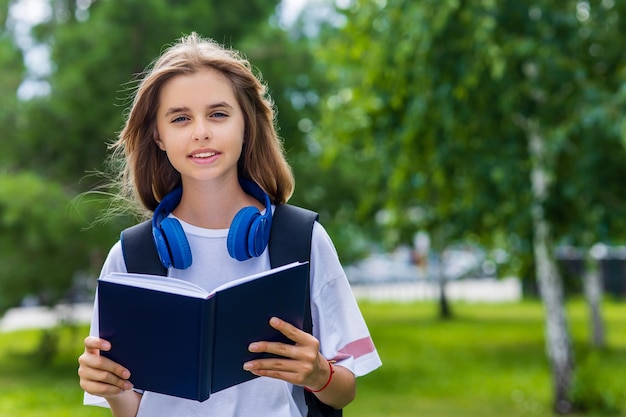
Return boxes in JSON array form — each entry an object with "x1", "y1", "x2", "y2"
[{"x1": 120, "y1": 204, "x2": 341, "y2": 417}]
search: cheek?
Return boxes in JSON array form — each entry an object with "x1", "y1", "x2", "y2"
[
  {"x1": 238, "y1": 118, "x2": 248, "y2": 145},
  {"x1": 237, "y1": 129, "x2": 247, "y2": 155}
]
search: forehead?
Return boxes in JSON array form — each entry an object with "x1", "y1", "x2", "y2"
[{"x1": 158, "y1": 68, "x2": 238, "y2": 107}]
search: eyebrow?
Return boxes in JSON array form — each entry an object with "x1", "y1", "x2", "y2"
[{"x1": 163, "y1": 102, "x2": 234, "y2": 117}]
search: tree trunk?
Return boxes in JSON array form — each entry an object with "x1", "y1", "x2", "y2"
[
  {"x1": 433, "y1": 251, "x2": 452, "y2": 319},
  {"x1": 527, "y1": 123, "x2": 574, "y2": 414},
  {"x1": 438, "y1": 277, "x2": 452, "y2": 320},
  {"x1": 584, "y1": 251, "x2": 605, "y2": 348}
]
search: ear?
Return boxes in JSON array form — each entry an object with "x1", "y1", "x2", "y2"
[{"x1": 153, "y1": 128, "x2": 165, "y2": 150}]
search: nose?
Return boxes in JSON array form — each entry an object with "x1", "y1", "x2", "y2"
[{"x1": 192, "y1": 120, "x2": 211, "y2": 141}]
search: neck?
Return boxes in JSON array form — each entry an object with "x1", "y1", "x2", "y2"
[{"x1": 172, "y1": 178, "x2": 263, "y2": 229}]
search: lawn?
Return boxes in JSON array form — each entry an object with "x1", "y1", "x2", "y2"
[
  {"x1": 0, "y1": 299, "x2": 624, "y2": 417},
  {"x1": 350, "y1": 299, "x2": 626, "y2": 417},
  {"x1": 0, "y1": 326, "x2": 109, "y2": 417}
]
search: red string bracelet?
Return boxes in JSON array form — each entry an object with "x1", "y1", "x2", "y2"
[{"x1": 305, "y1": 360, "x2": 336, "y2": 393}]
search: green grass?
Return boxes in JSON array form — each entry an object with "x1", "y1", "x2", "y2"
[
  {"x1": 0, "y1": 326, "x2": 109, "y2": 417},
  {"x1": 0, "y1": 299, "x2": 624, "y2": 417},
  {"x1": 347, "y1": 300, "x2": 626, "y2": 417}
]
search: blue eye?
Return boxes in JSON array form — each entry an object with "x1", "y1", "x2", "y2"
[
  {"x1": 212, "y1": 112, "x2": 228, "y2": 119},
  {"x1": 172, "y1": 116, "x2": 189, "y2": 123}
]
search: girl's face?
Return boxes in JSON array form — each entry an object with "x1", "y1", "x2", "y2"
[{"x1": 155, "y1": 69, "x2": 245, "y2": 188}]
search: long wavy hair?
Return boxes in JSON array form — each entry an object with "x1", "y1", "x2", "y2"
[{"x1": 109, "y1": 32, "x2": 294, "y2": 215}]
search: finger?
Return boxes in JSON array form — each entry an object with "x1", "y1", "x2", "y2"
[
  {"x1": 79, "y1": 365, "x2": 134, "y2": 393},
  {"x1": 244, "y1": 346, "x2": 318, "y2": 379},
  {"x1": 80, "y1": 339, "x2": 132, "y2": 383},
  {"x1": 268, "y1": 317, "x2": 317, "y2": 346},
  {"x1": 78, "y1": 356, "x2": 133, "y2": 394},
  {"x1": 79, "y1": 373, "x2": 133, "y2": 397},
  {"x1": 244, "y1": 351, "x2": 305, "y2": 371},
  {"x1": 248, "y1": 339, "x2": 299, "y2": 360},
  {"x1": 87, "y1": 357, "x2": 131, "y2": 381},
  {"x1": 243, "y1": 357, "x2": 302, "y2": 380},
  {"x1": 243, "y1": 356, "x2": 321, "y2": 388},
  {"x1": 83, "y1": 336, "x2": 111, "y2": 354}
]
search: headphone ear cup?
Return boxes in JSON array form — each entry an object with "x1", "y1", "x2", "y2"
[
  {"x1": 247, "y1": 215, "x2": 270, "y2": 258},
  {"x1": 152, "y1": 226, "x2": 173, "y2": 268},
  {"x1": 160, "y1": 217, "x2": 192, "y2": 269},
  {"x1": 227, "y1": 206, "x2": 260, "y2": 261}
]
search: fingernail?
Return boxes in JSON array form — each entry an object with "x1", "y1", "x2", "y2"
[
  {"x1": 243, "y1": 362, "x2": 253, "y2": 370},
  {"x1": 124, "y1": 381, "x2": 133, "y2": 390},
  {"x1": 122, "y1": 370, "x2": 130, "y2": 379},
  {"x1": 270, "y1": 317, "x2": 279, "y2": 326},
  {"x1": 248, "y1": 343, "x2": 259, "y2": 352}
]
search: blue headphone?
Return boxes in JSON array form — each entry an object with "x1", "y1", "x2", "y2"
[{"x1": 151, "y1": 178, "x2": 273, "y2": 268}]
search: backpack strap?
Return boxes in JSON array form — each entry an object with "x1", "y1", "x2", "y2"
[
  {"x1": 121, "y1": 220, "x2": 167, "y2": 276},
  {"x1": 268, "y1": 204, "x2": 318, "y2": 337},
  {"x1": 268, "y1": 204, "x2": 318, "y2": 267},
  {"x1": 268, "y1": 205, "x2": 341, "y2": 417}
]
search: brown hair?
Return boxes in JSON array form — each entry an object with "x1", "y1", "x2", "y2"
[{"x1": 110, "y1": 32, "x2": 294, "y2": 213}]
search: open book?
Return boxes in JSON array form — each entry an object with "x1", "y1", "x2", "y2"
[{"x1": 97, "y1": 261, "x2": 308, "y2": 401}]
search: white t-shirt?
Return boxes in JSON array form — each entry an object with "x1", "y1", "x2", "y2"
[{"x1": 84, "y1": 211, "x2": 382, "y2": 417}]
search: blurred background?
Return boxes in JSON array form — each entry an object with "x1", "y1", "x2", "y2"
[{"x1": 1, "y1": 0, "x2": 625, "y2": 416}]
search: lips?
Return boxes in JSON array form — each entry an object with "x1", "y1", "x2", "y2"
[
  {"x1": 189, "y1": 149, "x2": 219, "y2": 158},
  {"x1": 188, "y1": 149, "x2": 220, "y2": 164},
  {"x1": 192, "y1": 151, "x2": 217, "y2": 158}
]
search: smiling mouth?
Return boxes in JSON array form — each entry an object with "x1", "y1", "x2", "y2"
[{"x1": 192, "y1": 152, "x2": 217, "y2": 158}]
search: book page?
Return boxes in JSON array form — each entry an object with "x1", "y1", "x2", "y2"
[
  {"x1": 210, "y1": 261, "x2": 307, "y2": 295},
  {"x1": 100, "y1": 262, "x2": 307, "y2": 299},
  {"x1": 101, "y1": 272, "x2": 210, "y2": 298}
]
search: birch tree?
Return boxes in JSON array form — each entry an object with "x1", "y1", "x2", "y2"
[
  {"x1": 519, "y1": 118, "x2": 574, "y2": 412},
  {"x1": 314, "y1": 0, "x2": 626, "y2": 412}
]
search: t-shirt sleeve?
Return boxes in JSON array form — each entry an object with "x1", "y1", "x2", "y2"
[
  {"x1": 88, "y1": 240, "x2": 127, "y2": 338},
  {"x1": 308, "y1": 222, "x2": 382, "y2": 377},
  {"x1": 84, "y1": 241, "x2": 128, "y2": 408}
]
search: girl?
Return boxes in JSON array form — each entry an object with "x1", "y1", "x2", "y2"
[{"x1": 78, "y1": 32, "x2": 381, "y2": 417}]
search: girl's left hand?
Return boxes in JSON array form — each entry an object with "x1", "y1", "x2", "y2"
[{"x1": 243, "y1": 316, "x2": 330, "y2": 390}]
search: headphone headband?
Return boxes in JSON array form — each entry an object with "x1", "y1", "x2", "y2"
[{"x1": 239, "y1": 177, "x2": 271, "y2": 212}]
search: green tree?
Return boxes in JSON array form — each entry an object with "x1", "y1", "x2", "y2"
[
  {"x1": 0, "y1": 171, "x2": 120, "y2": 313},
  {"x1": 0, "y1": 0, "x2": 25, "y2": 159},
  {"x1": 314, "y1": 0, "x2": 626, "y2": 413},
  {"x1": 8, "y1": 0, "x2": 280, "y2": 187},
  {"x1": 237, "y1": 8, "x2": 373, "y2": 262}
]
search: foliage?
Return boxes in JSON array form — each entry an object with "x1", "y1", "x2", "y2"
[
  {"x1": 0, "y1": 0, "x2": 25, "y2": 166},
  {"x1": 6, "y1": 0, "x2": 281, "y2": 187},
  {"x1": 272, "y1": 5, "x2": 378, "y2": 262},
  {"x1": 0, "y1": 172, "x2": 120, "y2": 313},
  {"x1": 314, "y1": 0, "x2": 626, "y2": 274},
  {"x1": 571, "y1": 349, "x2": 624, "y2": 415}
]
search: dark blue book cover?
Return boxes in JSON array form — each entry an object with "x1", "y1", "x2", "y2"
[{"x1": 98, "y1": 262, "x2": 308, "y2": 401}]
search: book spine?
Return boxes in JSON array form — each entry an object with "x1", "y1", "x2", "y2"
[{"x1": 197, "y1": 297, "x2": 215, "y2": 401}]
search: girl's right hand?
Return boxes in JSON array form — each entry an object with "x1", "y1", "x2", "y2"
[{"x1": 78, "y1": 336, "x2": 134, "y2": 398}]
